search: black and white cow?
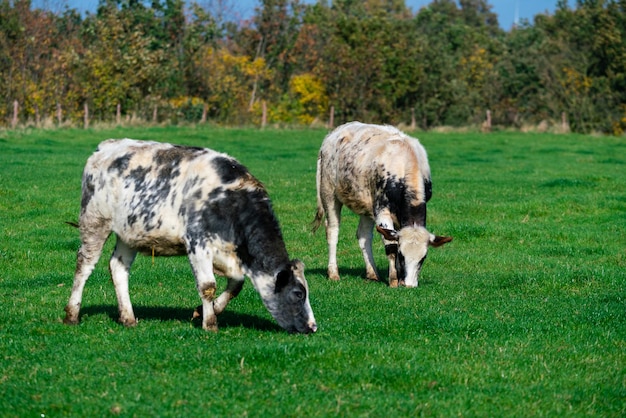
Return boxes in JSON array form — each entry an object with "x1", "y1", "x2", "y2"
[
  {"x1": 64, "y1": 139, "x2": 317, "y2": 333},
  {"x1": 312, "y1": 122, "x2": 452, "y2": 287}
]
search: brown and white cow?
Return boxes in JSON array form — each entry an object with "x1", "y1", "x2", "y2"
[
  {"x1": 64, "y1": 139, "x2": 317, "y2": 333},
  {"x1": 312, "y1": 122, "x2": 452, "y2": 287}
]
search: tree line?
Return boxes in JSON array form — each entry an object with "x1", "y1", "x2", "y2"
[{"x1": 2, "y1": 0, "x2": 626, "y2": 134}]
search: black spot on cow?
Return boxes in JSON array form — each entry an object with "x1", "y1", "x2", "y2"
[
  {"x1": 212, "y1": 156, "x2": 250, "y2": 184},
  {"x1": 154, "y1": 146, "x2": 205, "y2": 166},
  {"x1": 409, "y1": 202, "x2": 427, "y2": 228},
  {"x1": 128, "y1": 166, "x2": 150, "y2": 189},
  {"x1": 157, "y1": 165, "x2": 180, "y2": 182},
  {"x1": 275, "y1": 269, "x2": 292, "y2": 294},
  {"x1": 174, "y1": 144, "x2": 205, "y2": 153},
  {"x1": 375, "y1": 173, "x2": 426, "y2": 227},
  {"x1": 208, "y1": 187, "x2": 225, "y2": 200},
  {"x1": 127, "y1": 213, "x2": 138, "y2": 226},
  {"x1": 108, "y1": 153, "x2": 133, "y2": 174},
  {"x1": 424, "y1": 178, "x2": 432, "y2": 202},
  {"x1": 81, "y1": 173, "x2": 95, "y2": 211},
  {"x1": 396, "y1": 250, "x2": 406, "y2": 281},
  {"x1": 183, "y1": 176, "x2": 201, "y2": 196},
  {"x1": 154, "y1": 148, "x2": 189, "y2": 183},
  {"x1": 170, "y1": 190, "x2": 177, "y2": 207},
  {"x1": 384, "y1": 243, "x2": 398, "y2": 256}
]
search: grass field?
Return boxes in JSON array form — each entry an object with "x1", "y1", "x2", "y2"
[{"x1": 0, "y1": 126, "x2": 625, "y2": 416}]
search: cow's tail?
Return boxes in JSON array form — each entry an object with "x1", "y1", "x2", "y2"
[{"x1": 311, "y1": 157, "x2": 324, "y2": 234}]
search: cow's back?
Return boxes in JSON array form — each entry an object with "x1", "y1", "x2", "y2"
[
  {"x1": 319, "y1": 122, "x2": 431, "y2": 216},
  {"x1": 81, "y1": 139, "x2": 230, "y2": 255}
]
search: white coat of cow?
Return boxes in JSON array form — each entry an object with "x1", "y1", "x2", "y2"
[
  {"x1": 64, "y1": 139, "x2": 317, "y2": 333},
  {"x1": 312, "y1": 122, "x2": 452, "y2": 287}
]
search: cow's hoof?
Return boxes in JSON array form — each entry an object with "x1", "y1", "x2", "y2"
[
  {"x1": 203, "y1": 321, "x2": 218, "y2": 332},
  {"x1": 389, "y1": 279, "x2": 399, "y2": 288},
  {"x1": 63, "y1": 306, "x2": 80, "y2": 324},
  {"x1": 327, "y1": 266, "x2": 340, "y2": 281},
  {"x1": 120, "y1": 318, "x2": 137, "y2": 327}
]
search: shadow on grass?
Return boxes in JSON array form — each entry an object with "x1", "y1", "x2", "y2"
[
  {"x1": 80, "y1": 304, "x2": 281, "y2": 331},
  {"x1": 308, "y1": 267, "x2": 391, "y2": 286},
  {"x1": 307, "y1": 267, "x2": 434, "y2": 287}
]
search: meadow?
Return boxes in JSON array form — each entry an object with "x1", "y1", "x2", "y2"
[{"x1": 0, "y1": 126, "x2": 624, "y2": 417}]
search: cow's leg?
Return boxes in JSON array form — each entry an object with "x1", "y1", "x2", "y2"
[
  {"x1": 375, "y1": 216, "x2": 399, "y2": 287},
  {"x1": 357, "y1": 216, "x2": 379, "y2": 281},
  {"x1": 187, "y1": 248, "x2": 219, "y2": 331},
  {"x1": 213, "y1": 277, "x2": 245, "y2": 315},
  {"x1": 324, "y1": 198, "x2": 342, "y2": 281},
  {"x1": 64, "y1": 226, "x2": 111, "y2": 324},
  {"x1": 386, "y1": 246, "x2": 399, "y2": 288},
  {"x1": 109, "y1": 238, "x2": 138, "y2": 327}
]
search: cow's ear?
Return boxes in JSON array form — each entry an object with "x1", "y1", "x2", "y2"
[
  {"x1": 430, "y1": 235, "x2": 453, "y2": 247},
  {"x1": 275, "y1": 269, "x2": 292, "y2": 293},
  {"x1": 290, "y1": 259, "x2": 305, "y2": 275},
  {"x1": 376, "y1": 225, "x2": 399, "y2": 241}
]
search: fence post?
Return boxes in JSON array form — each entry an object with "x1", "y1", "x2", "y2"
[
  {"x1": 84, "y1": 102, "x2": 89, "y2": 129},
  {"x1": 261, "y1": 100, "x2": 267, "y2": 129},
  {"x1": 153, "y1": 104, "x2": 158, "y2": 123},
  {"x1": 12, "y1": 100, "x2": 18, "y2": 129},
  {"x1": 201, "y1": 103, "x2": 207, "y2": 123},
  {"x1": 329, "y1": 105, "x2": 335, "y2": 129},
  {"x1": 56, "y1": 103, "x2": 62, "y2": 125},
  {"x1": 411, "y1": 107, "x2": 416, "y2": 130},
  {"x1": 116, "y1": 103, "x2": 121, "y2": 125},
  {"x1": 482, "y1": 109, "x2": 491, "y2": 132}
]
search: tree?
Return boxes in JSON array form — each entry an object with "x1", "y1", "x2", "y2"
[
  {"x1": 533, "y1": 0, "x2": 626, "y2": 132},
  {"x1": 192, "y1": 45, "x2": 271, "y2": 124},
  {"x1": 2, "y1": 0, "x2": 621, "y2": 132},
  {"x1": 77, "y1": 4, "x2": 163, "y2": 120},
  {"x1": 253, "y1": 0, "x2": 304, "y2": 92}
]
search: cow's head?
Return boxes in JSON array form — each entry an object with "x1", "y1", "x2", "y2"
[
  {"x1": 376, "y1": 225, "x2": 452, "y2": 287},
  {"x1": 270, "y1": 260, "x2": 317, "y2": 334}
]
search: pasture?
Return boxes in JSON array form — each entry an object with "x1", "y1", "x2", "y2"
[{"x1": 0, "y1": 126, "x2": 624, "y2": 416}]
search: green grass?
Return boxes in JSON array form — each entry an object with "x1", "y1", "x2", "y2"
[{"x1": 1, "y1": 126, "x2": 625, "y2": 416}]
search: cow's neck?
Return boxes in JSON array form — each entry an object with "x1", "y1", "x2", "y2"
[
  {"x1": 403, "y1": 202, "x2": 427, "y2": 228},
  {"x1": 199, "y1": 187, "x2": 291, "y2": 277},
  {"x1": 241, "y1": 229, "x2": 291, "y2": 312},
  {"x1": 383, "y1": 201, "x2": 427, "y2": 229},
  {"x1": 237, "y1": 216, "x2": 290, "y2": 274}
]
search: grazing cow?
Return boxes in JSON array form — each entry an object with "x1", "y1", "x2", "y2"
[
  {"x1": 312, "y1": 122, "x2": 452, "y2": 287},
  {"x1": 64, "y1": 139, "x2": 317, "y2": 333}
]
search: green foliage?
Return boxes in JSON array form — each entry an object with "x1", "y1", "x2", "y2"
[
  {"x1": 0, "y1": 126, "x2": 625, "y2": 416},
  {"x1": 2, "y1": 1, "x2": 626, "y2": 132},
  {"x1": 79, "y1": 6, "x2": 164, "y2": 116},
  {"x1": 273, "y1": 73, "x2": 329, "y2": 125}
]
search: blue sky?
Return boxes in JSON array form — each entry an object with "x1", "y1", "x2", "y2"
[{"x1": 32, "y1": 0, "x2": 558, "y2": 31}]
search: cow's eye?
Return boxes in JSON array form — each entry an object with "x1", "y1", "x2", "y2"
[{"x1": 293, "y1": 290, "x2": 304, "y2": 300}]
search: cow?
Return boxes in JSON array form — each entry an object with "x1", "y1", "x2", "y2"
[
  {"x1": 312, "y1": 122, "x2": 452, "y2": 288},
  {"x1": 64, "y1": 139, "x2": 317, "y2": 334}
]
